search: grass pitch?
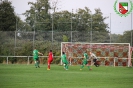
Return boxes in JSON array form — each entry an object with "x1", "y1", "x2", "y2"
[{"x1": 0, "y1": 64, "x2": 133, "y2": 88}]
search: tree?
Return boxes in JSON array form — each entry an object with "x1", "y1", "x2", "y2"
[
  {"x1": 92, "y1": 8, "x2": 109, "y2": 32},
  {"x1": 110, "y1": 33, "x2": 123, "y2": 43},
  {"x1": 16, "y1": 17, "x2": 31, "y2": 31},
  {"x1": 0, "y1": 1, "x2": 16, "y2": 31},
  {"x1": 50, "y1": 0, "x2": 61, "y2": 13},
  {"x1": 120, "y1": 30, "x2": 133, "y2": 45},
  {"x1": 24, "y1": 0, "x2": 51, "y2": 31},
  {"x1": 110, "y1": 30, "x2": 133, "y2": 46},
  {"x1": 63, "y1": 35, "x2": 69, "y2": 42},
  {"x1": 91, "y1": 8, "x2": 110, "y2": 43},
  {"x1": 24, "y1": 0, "x2": 110, "y2": 42},
  {"x1": 74, "y1": 7, "x2": 92, "y2": 31},
  {"x1": 53, "y1": 10, "x2": 71, "y2": 31}
]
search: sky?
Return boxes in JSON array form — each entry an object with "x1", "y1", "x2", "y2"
[{"x1": 8, "y1": 0, "x2": 133, "y2": 34}]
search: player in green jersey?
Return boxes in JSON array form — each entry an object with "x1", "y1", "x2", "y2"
[
  {"x1": 80, "y1": 51, "x2": 92, "y2": 70},
  {"x1": 33, "y1": 47, "x2": 43, "y2": 68},
  {"x1": 61, "y1": 52, "x2": 69, "y2": 70}
]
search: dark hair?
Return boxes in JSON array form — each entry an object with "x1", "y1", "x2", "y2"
[
  {"x1": 62, "y1": 52, "x2": 65, "y2": 54},
  {"x1": 50, "y1": 50, "x2": 52, "y2": 52}
]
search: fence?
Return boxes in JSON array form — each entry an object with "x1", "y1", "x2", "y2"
[
  {"x1": 0, "y1": 30, "x2": 133, "y2": 64},
  {"x1": 0, "y1": 31, "x2": 133, "y2": 55},
  {"x1": 0, "y1": 56, "x2": 61, "y2": 64},
  {"x1": 0, "y1": 56, "x2": 132, "y2": 67}
]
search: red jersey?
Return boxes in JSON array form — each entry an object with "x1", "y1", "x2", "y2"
[{"x1": 48, "y1": 52, "x2": 53, "y2": 60}]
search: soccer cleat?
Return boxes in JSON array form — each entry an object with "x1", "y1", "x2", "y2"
[
  {"x1": 80, "y1": 69, "x2": 82, "y2": 70},
  {"x1": 89, "y1": 68, "x2": 92, "y2": 70},
  {"x1": 95, "y1": 64, "x2": 99, "y2": 67},
  {"x1": 47, "y1": 68, "x2": 50, "y2": 70}
]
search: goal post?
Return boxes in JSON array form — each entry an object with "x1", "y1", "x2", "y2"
[{"x1": 61, "y1": 42, "x2": 132, "y2": 67}]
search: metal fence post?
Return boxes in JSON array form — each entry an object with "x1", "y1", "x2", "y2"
[
  {"x1": 110, "y1": 13, "x2": 111, "y2": 43},
  {"x1": 52, "y1": 13, "x2": 53, "y2": 50},
  {"x1": 71, "y1": 9, "x2": 73, "y2": 42},
  {"x1": 7, "y1": 56, "x2": 8, "y2": 65},
  {"x1": 27, "y1": 56, "x2": 29, "y2": 65},
  {"x1": 131, "y1": 13, "x2": 132, "y2": 46}
]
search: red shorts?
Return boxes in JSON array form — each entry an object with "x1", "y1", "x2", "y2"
[{"x1": 48, "y1": 59, "x2": 53, "y2": 64}]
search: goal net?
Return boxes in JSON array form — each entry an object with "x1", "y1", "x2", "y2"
[{"x1": 61, "y1": 42, "x2": 132, "y2": 67}]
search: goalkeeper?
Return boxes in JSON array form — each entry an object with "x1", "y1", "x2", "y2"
[
  {"x1": 80, "y1": 51, "x2": 92, "y2": 70},
  {"x1": 61, "y1": 52, "x2": 69, "y2": 70},
  {"x1": 90, "y1": 52, "x2": 99, "y2": 67}
]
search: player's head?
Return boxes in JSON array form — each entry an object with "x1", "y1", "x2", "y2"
[
  {"x1": 50, "y1": 50, "x2": 52, "y2": 52},
  {"x1": 62, "y1": 52, "x2": 65, "y2": 54},
  {"x1": 34, "y1": 47, "x2": 36, "y2": 50},
  {"x1": 89, "y1": 52, "x2": 92, "y2": 54}
]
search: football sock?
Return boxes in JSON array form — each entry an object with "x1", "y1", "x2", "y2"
[
  {"x1": 81, "y1": 65, "x2": 84, "y2": 69},
  {"x1": 66, "y1": 64, "x2": 68, "y2": 69},
  {"x1": 37, "y1": 61, "x2": 39, "y2": 67},
  {"x1": 48, "y1": 64, "x2": 50, "y2": 69},
  {"x1": 87, "y1": 66, "x2": 90, "y2": 69}
]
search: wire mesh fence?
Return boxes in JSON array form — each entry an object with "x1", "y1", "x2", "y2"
[{"x1": 0, "y1": 30, "x2": 132, "y2": 55}]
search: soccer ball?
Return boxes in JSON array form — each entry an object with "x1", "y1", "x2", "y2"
[{"x1": 63, "y1": 64, "x2": 66, "y2": 66}]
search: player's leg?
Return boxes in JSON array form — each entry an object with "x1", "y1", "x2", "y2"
[
  {"x1": 80, "y1": 61, "x2": 86, "y2": 70},
  {"x1": 34, "y1": 58, "x2": 38, "y2": 68},
  {"x1": 37, "y1": 60, "x2": 40, "y2": 68},
  {"x1": 94, "y1": 59, "x2": 99, "y2": 67},
  {"x1": 36, "y1": 58, "x2": 40, "y2": 68},
  {"x1": 87, "y1": 65, "x2": 91, "y2": 70},
  {"x1": 47, "y1": 59, "x2": 53, "y2": 70},
  {"x1": 93, "y1": 59, "x2": 97, "y2": 67},
  {"x1": 96, "y1": 61, "x2": 100, "y2": 67},
  {"x1": 65, "y1": 65, "x2": 68, "y2": 70},
  {"x1": 34, "y1": 60, "x2": 37, "y2": 68},
  {"x1": 62, "y1": 61, "x2": 66, "y2": 69},
  {"x1": 65, "y1": 61, "x2": 69, "y2": 70},
  {"x1": 47, "y1": 60, "x2": 50, "y2": 70},
  {"x1": 86, "y1": 61, "x2": 92, "y2": 70}
]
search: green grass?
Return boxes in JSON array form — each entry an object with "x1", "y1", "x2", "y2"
[{"x1": 0, "y1": 64, "x2": 133, "y2": 88}]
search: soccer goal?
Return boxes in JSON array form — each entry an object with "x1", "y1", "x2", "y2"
[{"x1": 61, "y1": 42, "x2": 132, "y2": 67}]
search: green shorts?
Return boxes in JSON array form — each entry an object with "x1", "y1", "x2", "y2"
[
  {"x1": 62, "y1": 61, "x2": 68, "y2": 64},
  {"x1": 34, "y1": 57, "x2": 39, "y2": 61},
  {"x1": 82, "y1": 60, "x2": 88, "y2": 65}
]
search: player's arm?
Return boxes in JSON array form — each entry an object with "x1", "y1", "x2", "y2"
[
  {"x1": 93, "y1": 53, "x2": 97, "y2": 59},
  {"x1": 38, "y1": 52, "x2": 43, "y2": 55},
  {"x1": 83, "y1": 53, "x2": 86, "y2": 59},
  {"x1": 88, "y1": 56, "x2": 91, "y2": 60},
  {"x1": 52, "y1": 53, "x2": 53, "y2": 58},
  {"x1": 89, "y1": 54, "x2": 93, "y2": 60}
]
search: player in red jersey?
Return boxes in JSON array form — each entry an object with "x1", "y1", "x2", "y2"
[{"x1": 47, "y1": 50, "x2": 53, "y2": 70}]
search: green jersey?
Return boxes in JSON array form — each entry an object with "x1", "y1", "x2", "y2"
[
  {"x1": 33, "y1": 49, "x2": 39, "y2": 59},
  {"x1": 84, "y1": 53, "x2": 88, "y2": 60},
  {"x1": 82, "y1": 53, "x2": 88, "y2": 65},
  {"x1": 61, "y1": 54, "x2": 67, "y2": 63}
]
